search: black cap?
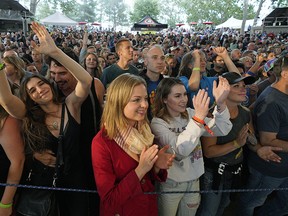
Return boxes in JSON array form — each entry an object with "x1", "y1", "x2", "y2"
[{"x1": 222, "y1": 72, "x2": 255, "y2": 85}]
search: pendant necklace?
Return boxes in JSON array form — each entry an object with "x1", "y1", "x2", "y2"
[{"x1": 52, "y1": 121, "x2": 58, "y2": 130}]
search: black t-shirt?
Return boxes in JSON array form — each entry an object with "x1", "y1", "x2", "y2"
[
  {"x1": 208, "y1": 105, "x2": 250, "y2": 165},
  {"x1": 101, "y1": 63, "x2": 139, "y2": 88}
]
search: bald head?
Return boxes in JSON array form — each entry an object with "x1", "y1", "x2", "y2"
[{"x1": 145, "y1": 45, "x2": 165, "y2": 75}]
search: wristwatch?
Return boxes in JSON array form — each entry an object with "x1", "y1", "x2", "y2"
[{"x1": 0, "y1": 63, "x2": 5, "y2": 70}]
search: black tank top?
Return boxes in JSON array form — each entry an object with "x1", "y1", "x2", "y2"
[
  {"x1": 79, "y1": 79, "x2": 102, "y2": 189},
  {"x1": 0, "y1": 145, "x2": 10, "y2": 197}
]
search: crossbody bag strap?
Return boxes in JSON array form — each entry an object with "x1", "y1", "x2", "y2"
[
  {"x1": 89, "y1": 88, "x2": 97, "y2": 133},
  {"x1": 53, "y1": 103, "x2": 65, "y2": 187}
]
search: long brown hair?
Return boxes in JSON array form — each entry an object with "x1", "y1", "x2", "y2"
[
  {"x1": 178, "y1": 51, "x2": 194, "y2": 78},
  {"x1": 153, "y1": 77, "x2": 188, "y2": 123},
  {"x1": 82, "y1": 52, "x2": 102, "y2": 78},
  {"x1": 3, "y1": 55, "x2": 26, "y2": 80},
  {"x1": 20, "y1": 74, "x2": 60, "y2": 152}
]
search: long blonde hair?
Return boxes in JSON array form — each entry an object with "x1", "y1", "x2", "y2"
[
  {"x1": 3, "y1": 56, "x2": 25, "y2": 80},
  {"x1": 101, "y1": 74, "x2": 147, "y2": 139}
]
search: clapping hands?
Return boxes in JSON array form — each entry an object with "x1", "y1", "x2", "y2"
[{"x1": 193, "y1": 89, "x2": 210, "y2": 120}]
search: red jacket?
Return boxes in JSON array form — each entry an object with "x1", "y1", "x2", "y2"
[{"x1": 92, "y1": 128, "x2": 167, "y2": 216}]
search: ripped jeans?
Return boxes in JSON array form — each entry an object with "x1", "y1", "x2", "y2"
[{"x1": 157, "y1": 178, "x2": 200, "y2": 216}]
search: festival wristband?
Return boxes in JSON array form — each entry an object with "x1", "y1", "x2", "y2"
[
  {"x1": 192, "y1": 116, "x2": 214, "y2": 136},
  {"x1": 233, "y1": 140, "x2": 241, "y2": 149},
  {"x1": 0, "y1": 63, "x2": 5, "y2": 71},
  {"x1": 193, "y1": 67, "x2": 200, "y2": 71},
  {"x1": 0, "y1": 202, "x2": 12, "y2": 208}
]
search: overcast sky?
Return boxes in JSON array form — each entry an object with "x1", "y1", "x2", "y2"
[{"x1": 19, "y1": 0, "x2": 274, "y2": 21}]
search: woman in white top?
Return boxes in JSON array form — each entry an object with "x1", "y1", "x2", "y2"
[{"x1": 150, "y1": 77, "x2": 232, "y2": 216}]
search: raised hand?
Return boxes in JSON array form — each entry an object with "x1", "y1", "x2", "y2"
[
  {"x1": 213, "y1": 76, "x2": 230, "y2": 107},
  {"x1": 191, "y1": 49, "x2": 201, "y2": 59},
  {"x1": 82, "y1": 26, "x2": 89, "y2": 45},
  {"x1": 212, "y1": 47, "x2": 229, "y2": 58},
  {"x1": 30, "y1": 22, "x2": 58, "y2": 56},
  {"x1": 193, "y1": 89, "x2": 210, "y2": 120}
]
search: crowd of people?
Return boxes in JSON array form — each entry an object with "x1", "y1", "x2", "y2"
[{"x1": 0, "y1": 22, "x2": 288, "y2": 216}]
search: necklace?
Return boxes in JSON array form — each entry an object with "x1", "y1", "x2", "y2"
[{"x1": 52, "y1": 121, "x2": 58, "y2": 130}]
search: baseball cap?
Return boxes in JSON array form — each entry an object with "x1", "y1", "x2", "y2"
[{"x1": 222, "y1": 72, "x2": 255, "y2": 85}]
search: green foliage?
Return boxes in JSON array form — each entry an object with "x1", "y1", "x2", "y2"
[
  {"x1": 76, "y1": 0, "x2": 97, "y2": 22},
  {"x1": 158, "y1": 0, "x2": 185, "y2": 27},
  {"x1": 130, "y1": 0, "x2": 160, "y2": 23},
  {"x1": 95, "y1": 0, "x2": 106, "y2": 23},
  {"x1": 271, "y1": 0, "x2": 288, "y2": 7},
  {"x1": 35, "y1": 0, "x2": 55, "y2": 20},
  {"x1": 59, "y1": 0, "x2": 78, "y2": 19},
  {"x1": 180, "y1": 0, "x2": 255, "y2": 24},
  {"x1": 103, "y1": 0, "x2": 128, "y2": 29}
]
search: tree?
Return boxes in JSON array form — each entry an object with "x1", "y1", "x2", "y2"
[
  {"x1": 159, "y1": 0, "x2": 185, "y2": 27},
  {"x1": 241, "y1": 0, "x2": 248, "y2": 34},
  {"x1": 253, "y1": 0, "x2": 266, "y2": 27},
  {"x1": 30, "y1": 0, "x2": 41, "y2": 15},
  {"x1": 180, "y1": 0, "x2": 254, "y2": 25},
  {"x1": 76, "y1": 0, "x2": 97, "y2": 22},
  {"x1": 271, "y1": 0, "x2": 288, "y2": 7},
  {"x1": 35, "y1": 0, "x2": 55, "y2": 20},
  {"x1": 95, "y1": 0, "x2": 106, "y2": 23},
  {"x1": 103, "y1": 0, "x2": 128, "y2": 30},
  {"x1": 130, "y1": 0, "x2": 160, "y2": 23},
  {"x1": 59, "y1": 0, "x2": 79, "y2": 19}
]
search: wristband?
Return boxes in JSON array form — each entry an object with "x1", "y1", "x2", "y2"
[
  {"x1": 192, "y1": 116, "x2": 214, "y2": 136},
  {"x1": 233, "y1": 140, "x2": 241, "y2": 149},
  {"x1": 193, "y1": 67, "x2": 200, "y2": 71},
  {"x1": 0, "y1": 202, "x2": 12, "y2": 208},
  {"x1": 0, "y1": 63, "x2": 5, "y2": 71}
]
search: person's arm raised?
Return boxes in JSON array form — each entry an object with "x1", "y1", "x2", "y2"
[
  {"x1": 30, "y1": 22, "x2": 92, "y2": 105},
  {"x1": 188, "y1": 50, "x2": 201, "y2": 91},
  {"x1": 213, "y1": 47, "x2": 240, "y2": 74},
  {"x1": 0, "y1": 69, "x2": 26, "y2": 119}
]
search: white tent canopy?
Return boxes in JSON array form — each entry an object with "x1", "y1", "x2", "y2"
[
  {"x1": 40, "y1": 12, "x2": 78, "y2": 26},
  {"x1": 216, "y1": 16, "x2": 261, "y2": 30},
  {"x1": 216, "y1": 17, "x2": 243, "y2": 29}
]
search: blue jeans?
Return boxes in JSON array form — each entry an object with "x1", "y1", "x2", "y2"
[
  {"x1": 237, "y1": 166, "x2": 288, "y2": 216},
  {"x1": 196, "y1": 168, "x2": 233, "y2": 216}
]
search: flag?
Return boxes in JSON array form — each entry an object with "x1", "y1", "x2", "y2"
[{"x1": 264, "y1": 58, "x2": 277, "y2": 72}]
